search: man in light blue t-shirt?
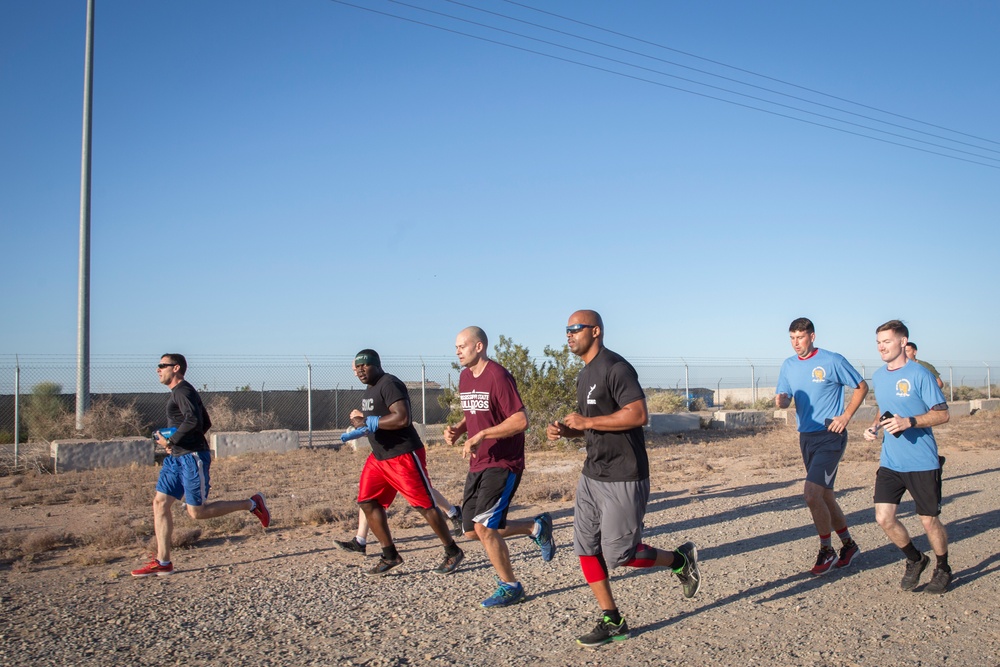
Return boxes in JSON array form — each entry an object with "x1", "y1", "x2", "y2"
[
  {"x1": 776, "y1": 318, "x2": 867, "y2": 576},
  {"x1": 864, "y1": 320, "x2": 952, "y2": 594}
]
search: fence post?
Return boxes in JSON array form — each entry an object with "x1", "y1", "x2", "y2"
[
  {"x1": 14, "y1": 357, "x2": 20, "y2": 469},
  {"x1": 750, "y1": 363, "x2": 756, "y2": 404},
  {"x1": 335, "y1": 384, "x2": 339, "y2": 429},
  {"x1": 306, "y1": 358, "x2": 313, "y2": 448},
  {"x1": 684, "y1": 362, "x2": 690, "y2": 410},
  {"x1": 421, "y1": 359, "x2": 427, "y2": 425},
  {"x1": 986, "y1": 363, "x2": 992, "y2": 400},
  {"x1": 949, "y1": 367, "x2": 953, "y2": 403}
]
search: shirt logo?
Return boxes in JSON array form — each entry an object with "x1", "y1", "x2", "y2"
[
  {"x1": 587, "y1": 384, "x2": 597, "y2": 405},
  {"x1": 895, "y1": 379, "x2": 911, "y2": 397},
  {"x1": 811, "y1": 367, "x2": 826, "y2": 383},
  {"x1": 361, "y1": 398, "x2": 374, "y2": 411},
  {"x1": 460, "y1": 390, "x2": 490, "y2": 415}
]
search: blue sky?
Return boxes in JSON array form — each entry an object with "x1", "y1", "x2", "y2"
[{"x1": 2, "y1": 1, "x2": 998, "y2": 366}]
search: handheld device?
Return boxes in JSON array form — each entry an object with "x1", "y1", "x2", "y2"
[
  {"x1": 880, "y1": 411, "x2": 901, "y2": 437},
  {"x1": 153, "y1": 427, "x2": 177, "y2": 442}
]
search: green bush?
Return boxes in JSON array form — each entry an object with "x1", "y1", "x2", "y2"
[
  {"x1": 23, "y1": 382, "x2": 74, "y2": 443},
  {"x1": 646, "y1": 391, "x2": 687, "y2": 413}
]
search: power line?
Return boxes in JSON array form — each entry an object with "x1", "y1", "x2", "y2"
[
  {"x1": 328, "y1": 0, "x2": 1000, "y2": 170},
  {"x1": 499, "y1": 0, "x2": 1000, "y2": 149}
]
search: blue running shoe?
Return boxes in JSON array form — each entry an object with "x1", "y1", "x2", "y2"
[
  {"x1": 533, "y1": 512, "x2": 556, "y2": 562},
  {"x1": 481, "y1": 578, "x2": 524, "y2": 608}
]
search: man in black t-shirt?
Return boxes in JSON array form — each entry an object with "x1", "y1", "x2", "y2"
[
  {"x1": 547, "y1": 311, "x2": 702, "y2": 647},
  {"x1": 132, "y1": 353, "x2": 270, "y2": 577},
  {"x1": 345, "y1": 349, "x2": 464, "y2": 576}
]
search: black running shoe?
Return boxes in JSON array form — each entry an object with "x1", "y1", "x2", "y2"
[
  {"x1": 433, "y1": 547, "x2": 464, "y2": 575},
  {"x1": 334, "y1": 537, "x2": 366, "y2": 554},
  {"x1": 924, "y1": 568, "x2": 952, "y2": 594},
  {"x1": 366, "y1": 554, "x2": 403, "y2": 576},
  {"x1": 901, "y1": 554, "x2": 930, "y2": 591},
  {"x1": 576, "y1": 615, "x2": 630, "y2": 648},
  {"x1": 675, "y1": 541, "x2": 701, "y2": 598}
]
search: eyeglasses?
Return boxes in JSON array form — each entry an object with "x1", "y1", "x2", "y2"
[
  {"x1": 566, "y1": 324, "x2": 596, "y2": 334},
  {"x1": 157, "y1": 363, "x2": 176, "y2": 369}
]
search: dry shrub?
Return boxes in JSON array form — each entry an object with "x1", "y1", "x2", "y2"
[
  {"x1": 205, "y1": 396, "x2": 278, "y2": 432},
  {"x1": 302, "y1": 507, "x2": 337, "y2": 526},
  {"x1": 646, "y1": 391, "x2": 688, "y2": 414},
  {"x1": 82, "y1": 516, "x2": 140, "y2": 550},
  {"x1": 172, "y1": 528, "x2": 202, "y2": 549},
  {"x1": 82, "y1": 398, "x2": 148, "y2": 440},
  {"x1": 21, "y1": 530, "x2": 73, "y2": 556}
]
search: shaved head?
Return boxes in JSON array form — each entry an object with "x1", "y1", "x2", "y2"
[{"x1": 460, "y1": 326, "x2": 488, "y2": 351}]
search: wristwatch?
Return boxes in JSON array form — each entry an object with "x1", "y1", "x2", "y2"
[{"x1": 908, "y1": 417, "x2": 917, "y2": 429}]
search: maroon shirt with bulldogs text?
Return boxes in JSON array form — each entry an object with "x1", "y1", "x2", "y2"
[{"x1": 458, "y1": 360, "x2": 525, "y2": 474}]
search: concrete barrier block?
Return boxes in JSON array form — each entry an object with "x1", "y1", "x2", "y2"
[
  {"x1": 710, "y1": 410, "x2": 769, "y2": 430},
  {"x1": 971, "y1": 398, "x2": 1000, "y2": 413},
  {"x1": 51, "y1": 437, "x2": 153, "y2": 473},
  {"x1": 948, "y1": 400, "x2": 971, "y2": 416},
  {"x1": 648, "y1": 413, "x2": 701, "y2": 434},
  {"x1": 773, "y1": 409, "x2": 793, "y2": 425},
  {"x1": 211, "y1": 430, "x2": 299, "y2": 458}
]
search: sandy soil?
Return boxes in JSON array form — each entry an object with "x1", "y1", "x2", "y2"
[{"x1": 1, "y1": 413, "x2": 998, "y2": 666}]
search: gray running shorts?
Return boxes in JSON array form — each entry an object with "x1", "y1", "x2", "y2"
[{"x1": 573, "y1": 475, "x2": 649, "y2": 568}]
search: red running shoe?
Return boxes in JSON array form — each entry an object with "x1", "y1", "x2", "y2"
[
  {"x1": 251, "y1": 493, "x2": 270, "y2": 528},
  {"x1": 131, "y1": 559, "x2": 174, "y2": 577},
  {"x1": 810, "y1": 546, "x2": 837, "y2": 576}
]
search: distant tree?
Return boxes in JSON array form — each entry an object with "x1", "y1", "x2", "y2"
[{"x1": 23, "y1": 382, "x2": 73, "y2": 442}]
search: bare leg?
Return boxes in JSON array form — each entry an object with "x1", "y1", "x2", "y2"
[
  {"x1": 920, "y1": 515, "x2": 949, "y2": 556},
  {"x1": 417, "y1": 506, "x2": 455, "y2": 545},
  {"x1": 588, "y1": 578, "x2": 617, "y2": 612},
  {"x1": 153, "y1": 492, "x2": 175, "y2": 562},
  {"x1": 360, "y1": 500, "x2": 393, "y2": 548},
  {"x1": 804, "y1": 481, "x2": 840, "y2": 535},
  {"x1": 475, "y1": 524, "x2": 516, "y2": 582},
  {"x1": 186, "y1": 498, "x2": 252, "y2": 520},
  {"x1": 875, "y1": 503, "x2": 911, "y2": 547}
]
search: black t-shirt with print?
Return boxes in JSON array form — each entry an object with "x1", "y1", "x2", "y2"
[{"x1": 361, "y1": 373, "x2": 424, "y2": 461}]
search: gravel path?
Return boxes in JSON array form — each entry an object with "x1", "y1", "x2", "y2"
[{"x1": 2, "y1": 447, "x2": 998, "y2": 666}]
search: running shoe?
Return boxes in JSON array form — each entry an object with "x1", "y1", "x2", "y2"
[
  {"x1": 675, "y1": 541, "x2": 701, "y2": 598},
  {"x1": 433, "y1": 547, "x2": 465, "y2": 575},
  {"x1": 576, "y1": 615, "x2": 630, "y2": 648},
  {"x1": 923, "y1": 567, "x2": 952, "y2": 594},
  {"x1": 334, "y1": 537, "x2": 366, "y2": 554},
  {"x1": 532, "y1": 512, "x2": 556, "y2": 562},
  {"x1": 810, "y1": 546, "x2": 837, "y2": 576},
  {"x1": 131, "y1": 558, "x2": 174, "y2": 577},
  {"x1": 835, "y1": 540, "x2": 861, "y2": 569},
  {"x1": 481, "y1": 578, "x2": 525, "y2": 608},
  {"x1": 366, "y1": 555, "x2": 404, "y2": 576},
  {"x1": 449, "y1": 507, "x2": 464, "y2": 538},
  {"x1": 901, "y1": 554, "x2": 930, "y2": 591},
  {"x1": 250, "y1": 493, "x2": 270, "y2": 528}
]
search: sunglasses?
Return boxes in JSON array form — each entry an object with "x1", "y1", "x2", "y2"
[
  {"x1": 157, "y1": 363, "x2": 177, "y2": 369},
  {"x1": 566, "y1": 324, "x2": 596, "y2": 334}
]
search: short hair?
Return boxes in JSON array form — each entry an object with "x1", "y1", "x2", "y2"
[
  {"x1": 788, "y1": 317, "x2": 814, "y2": 334},
  {"x1": 161, "y1": 353, "x2": 187, "y2": 375},
  {"x1": 876, "y1": 320, "x2": 909, "y2": 338},
  {"x1": 464, "y1": 326, "x2": 488, "y2": 351},
  {"x1": 353, "y1": 349, "x2": 381, "y2": 367},
  {"x1": 905, "y1": 342, "x2": 917, "y2": 351}
]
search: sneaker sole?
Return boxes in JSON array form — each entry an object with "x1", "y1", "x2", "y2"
[
  {"x1": 131, "y1": 570, "x2": 174, "y2": 577},
  {"x1": 577, "y1": 634, "x2": 630, "y2": 648},
  {"x1": 679, "y1": 542, "x2": 701, "y2": 597},
  {"x1": 835, "y1": 549, "x2": 860, "y2": 568}
]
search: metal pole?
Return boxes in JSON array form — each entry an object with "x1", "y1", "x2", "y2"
[
  {"x1": 75, "y1": 0, "x2": 96, "y2": 431},
  {"x1": 750, "y1": 364, "x2": 755, "y2": 404},
  {"x1": 260, "y1": 382, "x2": 265, "y2": 424},
  {"x1": 14, "y1": 357, "x2": 20, "y2": 469},
  {"x1": 986, "y1": 363, "x2": 992, "y2": 400},
  {"x1": 306, "y1": 358, "x2": 312, "y2": 448},
  {"x1": 335, "y1": 384, "x2": 339, "y2": 429},
  {"x1": 949, "y1": 367, "x2": 953, "y2": 403},
  {"x1": 421, "y1": 359, "x2": 427, "y2": 424},
  {"x1": 684, "y1": 363, "x2": 690, "y2": 411}
]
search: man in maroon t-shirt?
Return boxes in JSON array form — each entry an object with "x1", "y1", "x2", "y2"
[{"x1": 444, "y1": 326, "x2": 556, "y2": 608}]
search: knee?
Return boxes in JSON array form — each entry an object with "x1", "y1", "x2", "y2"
[
  {"x1": 186, "y1": 504, "x2": 205, "y2": 520},
  {"x1": 153, "y1": 494, "x2": 172, "y2": 514},
  {"x1": 473, "y1": 524, "x2": 494, "y2": 542}
]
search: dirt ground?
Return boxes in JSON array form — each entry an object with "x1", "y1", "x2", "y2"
[{"x1": 1, "y1": 411, "x2": 998, "y2": 666}]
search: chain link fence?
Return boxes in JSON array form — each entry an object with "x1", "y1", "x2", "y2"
[{"x1": 1, "y1": 353, "x2": 995, "y2": 472}]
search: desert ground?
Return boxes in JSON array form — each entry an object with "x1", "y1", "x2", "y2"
[{"x1": 1, "y1": 410, "x2": 998, "y2": 666}]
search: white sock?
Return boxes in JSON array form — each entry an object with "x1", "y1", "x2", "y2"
[
  {"x1": 355, "y1": 536, "x2": 367, "y2": 546},
  {"x1": 249, "y1": 498, "x2": 257, "y2": 512},
  {"x1": 447, "y1": 506, "x2": 459, "y2": 518}
]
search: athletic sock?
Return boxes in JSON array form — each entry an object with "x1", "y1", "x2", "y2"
[
  {"x1": 819, "y1": 533, "x2": 832, "y2": 549},
  {"x1": 936, "y1": 552, "x2": 950, "y2": 572},
  {"x1": 355, "y1": 536, "x2": 367, "y2": 546},
  {"x1": 530, "y1": 522, "x2": 541, "y2": 539},
  {"x1": 158, "y1": 560, "x2": 171, "y2": 566},
  {"x1": 382, "y1": 545, "x2": 400, "y2": 561},
  {"x1": 444, "y1": 541, "x2": 462, "y2": 558},
  {"x1": 901, "y1": 541, "x2": 922, "y2": 562},
  {"x1": 836, "y1": 526, "x2": 852, "y2": 544},
  {"x1": 249, "y1": 498, "x2": 257, "y2": 512},
  {"x1": 447, "y1": 506, "x2": 459, "y2": 518},
  {"x1": 671, "y1": 549, "x2": 688, "y2": 573},
  {"x1": 602, "y1": 609, "x2": 622, "y2": 624}
]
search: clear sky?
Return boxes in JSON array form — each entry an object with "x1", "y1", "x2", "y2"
[{"x1": 2, "y1": 1, "x2": 998, "y2": 366}]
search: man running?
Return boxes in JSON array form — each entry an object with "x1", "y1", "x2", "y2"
[
  {"x1": 776, "y1": 318, "x2": 867, "y2": 575},
  {"x1": 346, "y1": 349, "x2": 464, "y2": 576},
  {"x1": 444, "y1": 326, "x2": 556, "y2": 607},
  {"x1": 547, "y1": 310, "x2": 700, "y2": 647},
  {"x1": 865, "y1": 320, "x2": 953, "y2": 593}
]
